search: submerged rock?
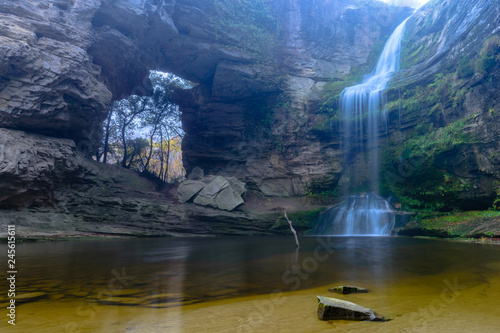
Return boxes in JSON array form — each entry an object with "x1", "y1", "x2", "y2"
[
  {"x1": 317, "y1": 296, "x2": 385, "y2": 321},
  {"x1": 328, "y1": 285, "x2": 368, "y2": 294}
]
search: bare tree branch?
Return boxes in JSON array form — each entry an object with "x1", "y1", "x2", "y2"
[{"x1": 284, "y1": 210, "x2": 299, "y2": 248}]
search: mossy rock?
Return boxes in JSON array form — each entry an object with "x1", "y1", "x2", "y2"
[{"x1": 328, "y1": 285, "x2": 369, "y2": 295}]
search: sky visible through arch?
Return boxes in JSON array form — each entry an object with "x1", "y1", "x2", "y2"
[{"x1": 379, "y1": 0, "x2": 431, "y2": 8}]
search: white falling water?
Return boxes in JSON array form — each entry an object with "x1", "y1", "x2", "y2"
[
  {"x1": 316, "y1": 18, "x2": 409, "y2": 236},
  {"x1": 314, "y1": 193, "x2": 395, "y2": 236}
]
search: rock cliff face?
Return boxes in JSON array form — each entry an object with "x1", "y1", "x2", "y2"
[
  {"x1": 0, "y1": 0, "x2": 409, "y2": 197},
  {"x1": 0, "y1": 0, "x2": 411, "y2": 235},
  {"x1": 0, "y1": 0, "x2": 411, "y2": 195},
  {"x1": 179, "y1": 0, "x2": 411, "y2": 196},
  {"x1": 380, "y1": 0, "x2": 500, "y2": 210},
  {"x1": 0, "y1": 127, "x2": 281, "y2": 237},
  {"x1": 0, "y1": 0, "x2": 110, "y2": 146},
  {"x1": 1, "y1": 0, "x2": 498, "y2": 236}
]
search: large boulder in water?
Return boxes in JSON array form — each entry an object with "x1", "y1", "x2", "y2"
[{"x1": 317, "y1": 296, "x2": 385, "y2": 321}]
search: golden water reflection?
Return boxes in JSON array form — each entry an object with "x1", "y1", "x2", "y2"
[{"x1": 1, "y1": 236, "x2": 499, "y2": 332}]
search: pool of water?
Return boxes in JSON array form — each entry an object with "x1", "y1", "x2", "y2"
[
  {"x1": 2, "y1": 236, "x2": 499, "y2": 303},
  {"x1": 1, "y1": 236, "x2": 500, "y2": 332}
]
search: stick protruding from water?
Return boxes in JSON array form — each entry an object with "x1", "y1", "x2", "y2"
[{"x1": 284, "y1": 210, "x2": 299, "y2": 248}]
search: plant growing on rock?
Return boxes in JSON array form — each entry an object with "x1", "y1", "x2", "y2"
[
  {"x1": 209, "y1": 0, "x2": 279, "y2": 60},
  {"x1": 476, "y1": 35, "x2": 500, "y2": 75}
]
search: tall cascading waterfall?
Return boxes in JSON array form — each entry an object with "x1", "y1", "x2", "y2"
[{"x1": 315, "y1": 18, "x2": 409, "y2": 236}]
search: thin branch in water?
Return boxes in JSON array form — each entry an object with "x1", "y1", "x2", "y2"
[{"x1": 284, "y1": 210, "x2": 299, "y2": 248}]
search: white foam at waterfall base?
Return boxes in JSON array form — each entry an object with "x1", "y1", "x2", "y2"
[
  {"x1": 317, "y1": 18, "x2": 409, "y2": 236},
  {"x1": 314, "y1": 193, "x2": 396, "y2": 236}
]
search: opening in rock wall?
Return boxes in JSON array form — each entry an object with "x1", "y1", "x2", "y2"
[{"x1": 96, "y1": 70, "x2": 194, "y2": 183}]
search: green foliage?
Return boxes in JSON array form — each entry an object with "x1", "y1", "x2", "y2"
[
  {"x1": 476, "y1": 35, "x2": 500, "y2": 74},
  {"x1": 385, "y1": 29, "x2": 500, "y2": 214},
  {"x1": 456, "y1": 56, "x2": 474, "y2": 78},
  {"x1": 410, "y1": 210, "x2": 500, "y2": 238},
  {"x1": 387, "y1": 72, "x2": 468, "y2": 120},
  {"x1": 403, "y1": 120, "x2": 468, "y2": 160},
  {"x1": 493, "y1": 187, "x2": 500, "y2": 210},
  {"x1": 209, "y1": 0, "x2": 279, "y2": 59},
  {"x1": 393, "y1": 172, "x2": 469, "y2": 211},
  {"x1": 382, "y1": 119, "x2": 472, "y2": 211},
  {"x1": 305, "y1": 189, "x2": 339, "y2": 205}
]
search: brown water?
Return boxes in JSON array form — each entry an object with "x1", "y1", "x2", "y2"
[{"x1": 1, "y1": 236, "x2": 500, "y2": 332}]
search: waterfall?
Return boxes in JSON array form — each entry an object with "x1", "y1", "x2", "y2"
[
  {"x1": 314, "y1": 193, "x2": 395, "y2": 236},
  {"x1": 315, "y1": 18, "x2": 409, "y2": 236}
]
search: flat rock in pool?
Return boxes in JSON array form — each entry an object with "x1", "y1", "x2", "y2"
[
  {"x1": 317, "y1": 296, "x2": 385, "y2": 321},
  {"x1": 328, "y1": 285, "x2": 368, "y2": 294}
]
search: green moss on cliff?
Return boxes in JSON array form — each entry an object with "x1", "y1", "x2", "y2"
[
  {"x1": 209, "y1": 0, "x2": 279, "y2": 60},
  {"x1": 387, "y1": 72, "x2": 469, "y2": 121},
  {"x1": 382, "y1": 32, "x2": 500, "y2": 212},
  {"x1": 400, "y1": 210, "x2": 500, "y2": 238},
  {"x1": 386, "y1": 119, "x2": 469, "y2": 162},
  {"x1": 476, "y1": 35, "x2": 500, "y2": 75},
  {"x1": 382, "y1": 119, "x2": 472, "y2": 211}
]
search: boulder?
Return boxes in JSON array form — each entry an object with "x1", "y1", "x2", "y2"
[
  {"x1": 225, "y1": 176, "x2": 247, "y2": 197},
  {"x1": 194, "y1": 176, "x2": 229, "y2": 208},
  {"x1": 215, "y1": 186, "x2": 244, "y2": 211},
  {"x1": 328, "y1": 285, "x2": 368, "y2": 294},
  {"x1": 317, "y1": 296, "x2": 385, "y2": 321},
  {"x1": 187, "y1": 167, "x2": 204, "y2": 181},
  {"x1": 176, "y1": 180, "x2": 206, "y2": 203},
  {"x1": 192, "y1": 176, "x2": 245, "y2": 211}
]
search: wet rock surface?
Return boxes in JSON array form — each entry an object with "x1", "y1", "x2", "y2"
[
  {"x1": 317, "y1": 296, "x2": 385, "y2": 321},
  {"x1": 328, "y1": 285, "x2": 369, "y2": 295}
]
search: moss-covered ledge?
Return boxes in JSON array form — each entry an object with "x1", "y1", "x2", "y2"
[{"x1": 397, "y1": 210, "x2": 500, "y2": 239}]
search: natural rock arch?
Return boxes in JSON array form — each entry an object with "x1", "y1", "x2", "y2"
[{"x1": 0, "y1": 0, "x2": 409, "y2": 195}]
